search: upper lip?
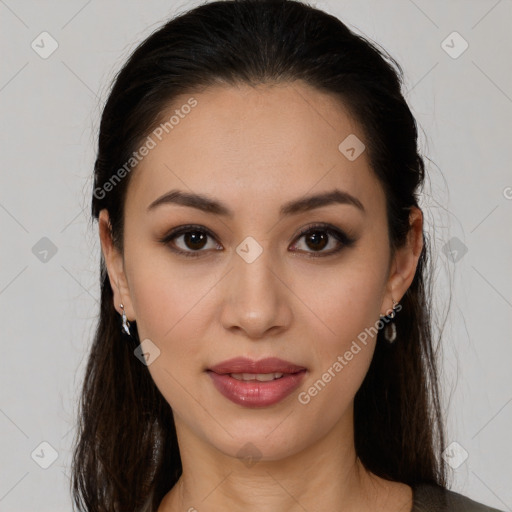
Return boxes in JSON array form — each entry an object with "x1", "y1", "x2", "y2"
[{"x1": 208, "y1": 357, "x2": 306, "y2": 375}]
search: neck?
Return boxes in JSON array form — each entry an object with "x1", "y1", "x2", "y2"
[{"x1": 159, "y1": 409, "x2": 397, "y2": 512}]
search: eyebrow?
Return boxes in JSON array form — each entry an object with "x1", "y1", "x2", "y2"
[{"x1": 146, "y1": 188, "x2": 365, "y2": 217}]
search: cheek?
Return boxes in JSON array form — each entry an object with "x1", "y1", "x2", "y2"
[
  {"x1": 292, "y1": 254, "x2": 386, "y2": 401},
  {"x1": 126, "y1": 254, "x2": 215, "y2": 412},
  {"x1": 297, "y1": 257, "x2": 386, "y2": 350},
  {"x1": 124, "y1": 231, "x2": 211, "y2": 338},
  {"x1": 293, "y1": 279, "x2": 380, "y2": 425}
]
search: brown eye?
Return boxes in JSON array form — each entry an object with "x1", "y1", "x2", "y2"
[
  {"x1": 303, "y1": 230, "x2": 329, "y2": 251},
  {"x1": 159, "y1": 223, "x2": 356, "y2": 259},
  {"x1": 181, "y1": 231, "x2": 209, "y2": 251},
  {"x1": 159, "y1": 225, "x2": 221, "y2": 258},
  {"x1": 290, "y1": 223, "x2": 356, "y2": 257}
]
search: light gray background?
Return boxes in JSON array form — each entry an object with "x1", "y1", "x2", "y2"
[{"x1": 1, "y1": 0, "x2": 511, "y2": 510}]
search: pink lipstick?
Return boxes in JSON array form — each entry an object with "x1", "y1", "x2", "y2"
[{"x1": 207, "y1": 357, "x2": 307, "y2": 407}]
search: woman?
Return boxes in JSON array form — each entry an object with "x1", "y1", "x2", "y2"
[{"x1": 71, "y1": 1, "x2": 505, "y2": 510}]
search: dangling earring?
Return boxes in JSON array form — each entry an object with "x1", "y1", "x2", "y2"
[
  {"x1": 380, "y1": 299, "x2": 399, "y2": 344},
  {"x1": 120, "y1": 303, "x2": 131, "y2": 336}
]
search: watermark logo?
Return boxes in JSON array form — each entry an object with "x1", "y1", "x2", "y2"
[
  {"x1": 134, "y1": 338, "x2": 161, "y2": 366},
  {"x1": 31, "y1": 31, "x2": 58, "y2": 59},
  {"x1": 442, "y1": 441, "x2": 469, "y2": 469},
  {"x1": 441, "y1": 31, "x2": 469, "y2": 59},
  {"x1": 236, "y1": 236, "x2": 263, "y2": 264},
  {"x1": 297, "y1": 306, "x2": 402, "y2": 405},
  {"x1": 31, "y1": 441, "x2": 59, "y2": 469},
  {"x1": 237, "y1": 442, "x2": 262, "y2": 468},
  {"x1": 32, "y1": 237, "x2": 58, "y2": 263},
  {"x1": 338, "y1": 134, "x2": 366, "y2": 161},
  {"x1": 93, "y1": 97, "x2": 198, "y2": 200},
  {"x1": 442, "y1": 236, "x2": 468, "y2": 263}
]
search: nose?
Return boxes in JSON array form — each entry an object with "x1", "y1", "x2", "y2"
[{"x1": 219, "y1": 241, "x2": 292, "y2": 340}]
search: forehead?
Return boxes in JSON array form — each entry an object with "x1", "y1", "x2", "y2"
[{"x1": 127, "y1": 81, "x2": 385, "y2": 218}]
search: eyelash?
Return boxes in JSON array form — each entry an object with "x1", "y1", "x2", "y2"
[{"x1": 158, "y1": 223, "x2": 356, "y2": 259}]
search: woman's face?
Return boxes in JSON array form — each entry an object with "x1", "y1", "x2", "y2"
[{"x1": 100, "y1": 81, "x2": 420, "y2": 461}]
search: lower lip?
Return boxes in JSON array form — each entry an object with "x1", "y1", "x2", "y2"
[{"x1": 207, "y1": 370, "x2": 307, "y2": 408}]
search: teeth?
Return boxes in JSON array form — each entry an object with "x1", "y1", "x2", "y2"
[{"x1": 230, "y1": 372, "x2": 284, "y2": 381}]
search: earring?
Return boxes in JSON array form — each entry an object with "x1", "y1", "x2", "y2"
[
  {"x1": 120, "y1": 303, "x2": 131, "y2": 336},
  {"x1": 380, "y1": 299, "x2": 399, "y2": 344}
]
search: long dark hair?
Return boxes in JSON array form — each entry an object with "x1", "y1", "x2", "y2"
[{"x1": 71, "y1": 1, "x2": 447, "y2": 510}]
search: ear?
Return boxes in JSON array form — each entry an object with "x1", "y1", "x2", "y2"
[
  {"x1": 381, "y1": 206, "x2": 424, "y2": 315},
  {"x1": 98, "y1": 209, "x2": 136, "y2": 321}
]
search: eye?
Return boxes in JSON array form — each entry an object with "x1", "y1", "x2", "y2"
[
  {"x1": 159, "y1": 223, "x2": 356, "y2": 258},
  {"x1": 159, "y1": 224, "x2": 221, "y2": 258},
  {"x1": 289, "y1": 223, "x2": 356, "y2": 258}
]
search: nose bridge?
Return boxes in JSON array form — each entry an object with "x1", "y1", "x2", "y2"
[
  {"x1": 234, "y1": 233, "x2": 278, "y2": 302},
  {"x1": 221, "y1": 234, "x2": 289, "y2": 336}
]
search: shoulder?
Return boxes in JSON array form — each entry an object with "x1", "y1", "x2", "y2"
[{"x1": 412, "y1": 484, "x2": 505, "y2": 512}]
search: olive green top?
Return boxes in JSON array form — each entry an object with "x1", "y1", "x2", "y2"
[{"x1": 412, "y1": 484, "x2": 505, "y2": 512}]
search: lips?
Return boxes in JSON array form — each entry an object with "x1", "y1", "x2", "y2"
[
  {"x1": 208, "y1": 356, "x2": 306, "y2": 375},
  {"x1": 206, "y1": 357, "x2": 307, "y2": 407}
]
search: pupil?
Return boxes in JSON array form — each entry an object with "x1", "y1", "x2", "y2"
[
  {"x1": 307, "y1": 231, "x2": 327, "y2": 250},
  {"x1": 185, "y1": 232, "x2": 206, "y2": 250}
]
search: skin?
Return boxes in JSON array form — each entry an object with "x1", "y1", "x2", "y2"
[{"x1": 99, "y1": 81, "x2": 423, "y2": 512}]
